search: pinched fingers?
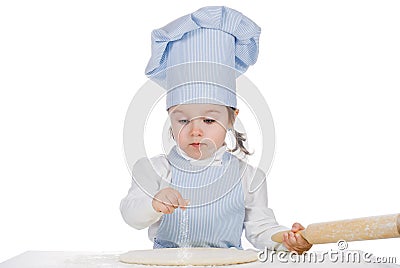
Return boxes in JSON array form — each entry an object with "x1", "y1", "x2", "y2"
[
  {"x1": 165, "y1": 189, "x2": 188, "y2": 210},
  {"x1": 175, "y1": 192, "x2": 189, "y2": 211},
  {"x1": 291, "y1": 222, "x2": 305, "y2": 232},
  {"x1": 153, "y1": 191, "x2": 176, "y2": 214},
  {"x1": 152, "y1": 187, "x2": 189, "y2": 214},
  {"x1": 157, "y1": 202, "x2": 174, "y2": 214}
]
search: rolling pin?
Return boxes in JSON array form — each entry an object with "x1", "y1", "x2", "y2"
[{"x1": 271, "y1": 213, "x2": 400, "y2": 244}]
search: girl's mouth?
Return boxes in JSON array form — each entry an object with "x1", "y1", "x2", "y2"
[{"x1": 190, "y1": 143, "x2": 203, "y2": 148}]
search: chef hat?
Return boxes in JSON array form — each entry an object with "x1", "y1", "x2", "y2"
[{"x1": 145, "y1": 6, "x2": 261, "y2": 109}]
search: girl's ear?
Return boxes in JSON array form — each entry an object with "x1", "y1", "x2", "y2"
[
  {"x1": 228, "y1": 108, "x2": 239, "y2": 129},
  {"x1": 232, "y1": 109, "x2": 239, "y2": 124},
  {"x1": 234, "y1": 109, "x2": 239, "y2": 118}
]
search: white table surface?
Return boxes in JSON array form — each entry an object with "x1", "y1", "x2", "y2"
[{"x1": 0, "y1": 251, "x2": 399, "y2": 268}]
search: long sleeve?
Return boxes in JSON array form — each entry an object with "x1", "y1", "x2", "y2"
[
  {"x1": 120, "y1": 156, "x2": 167, "y2": 230},
  {"x1": 242, "y1": 164, "x2": 289, "y2": 251}
]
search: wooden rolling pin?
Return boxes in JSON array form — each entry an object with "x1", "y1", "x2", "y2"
[{"x1": 272, "y1": 213, "x2": 400, "y2": 244}]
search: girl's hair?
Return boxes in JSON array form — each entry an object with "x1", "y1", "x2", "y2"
[
  {"x1": 226, "y1": 107, "x2": 252, "y2": 156},
  {"x1": 168, "y1": 106, "x2": 252, "y2": 156}
]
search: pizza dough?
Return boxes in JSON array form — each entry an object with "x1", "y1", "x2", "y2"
[{"x1": 119, "y1": 248, "x2": 258, "y2": 266}]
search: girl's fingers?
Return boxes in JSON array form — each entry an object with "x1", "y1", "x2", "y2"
[
  {"x1": 153, "y1": 188, "x2": 189, "y2": 214},
  {"x1": 154, "y1": 202, "x2": 169, "y2": 214},
  {"x1": 287, "y1": 232, "x2": 297, "y2": 244},
  {"x1": 291, "y1": 222, "x2": 303, "y2": 232},
  {"x1": 171, "y1": 190, "x2": 189, "y2": 210},
  {"x1": 295, "y1": 233, "x2": 303, "y2": 242},
  {"x1": 177, "y1": 196, "x2": 187, "y2": 210},
  {"x1": 283, "y1": 233, "x2": 292, "y2": 248},
  {"x1": 154, "y1": 196, "x2": 175, "y2": 214},
  {"x1": 165, "y1": 194, "x2": 178, "y2": 208},
  {"x1": 157, "y1": 203, "x2": 167, "y2": 214},
  {"x1": 283, "y1": 231, "x2": 312, "y2": 254},
  {"x1": 160, "y1": 199, "x2": 175, "y2": 214},
  {"x1": 176, "y1": 194, "x2": 189, "y2": 210},
  {"x1": 161, "y1": 203, "x2": 174, "y2": 214},
  {"x1": 283, "y1": 233, "x2": 299, "y2": 250}
]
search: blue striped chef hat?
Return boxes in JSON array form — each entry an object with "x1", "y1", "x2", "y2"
[{"x1": 145, "y1": 6, "x2": 261, "y2": 110}]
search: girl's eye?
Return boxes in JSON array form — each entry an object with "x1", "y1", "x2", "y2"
[
  {"x1": 178, "y1": 119, "x2": 189, "y2": 124},
  {"x1": 203, "y1": 119, "x2": 215, "y2": 124}
]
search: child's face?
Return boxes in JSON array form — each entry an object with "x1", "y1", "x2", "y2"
[{"x1": 169, "y1": 104, "x2": 232, "y2": 160}]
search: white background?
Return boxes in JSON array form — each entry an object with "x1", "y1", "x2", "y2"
[{"x1": 1, "y1": 0, "x2": 399, "y2": 264}]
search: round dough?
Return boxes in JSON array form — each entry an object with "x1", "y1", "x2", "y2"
[{"x1": 119, "y1": 248, "x2": 258, "y2": 266}]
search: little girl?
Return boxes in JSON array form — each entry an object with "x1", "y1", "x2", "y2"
[{"x1": 121, "y1": 6, "x2": 312, "y2": 254}]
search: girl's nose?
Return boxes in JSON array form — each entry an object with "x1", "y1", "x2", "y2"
[{"x1": 189, "y1": 119, "x2": 203, "y2": 136}]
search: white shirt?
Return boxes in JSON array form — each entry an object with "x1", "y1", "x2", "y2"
[{"x1": 120, "y1": 146, "x2": 289, "y2": 251}]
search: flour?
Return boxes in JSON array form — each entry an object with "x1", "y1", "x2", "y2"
[{"x1": 178, "y1": 209, "x2": 190, "y2": 247}]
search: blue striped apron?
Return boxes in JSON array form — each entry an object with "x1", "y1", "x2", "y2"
[{"x1": 154, "y1": 146, "x2": 245, "y2": 249}]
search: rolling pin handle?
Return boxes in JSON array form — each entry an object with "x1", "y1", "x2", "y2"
[
  {"x1": 271, "y1": 230, "x2": 288, "y2": 243},
  {"x1": 397, "y1": 214, "x2": 400, "y2": 235}
]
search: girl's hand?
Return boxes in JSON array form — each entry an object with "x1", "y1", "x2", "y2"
[
  {"x1": 283, "y1": 223, "x2": 313, "y2": 254},
  {"x1": 152, "y1": 187, "x2": 189, "y2": 214}
]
